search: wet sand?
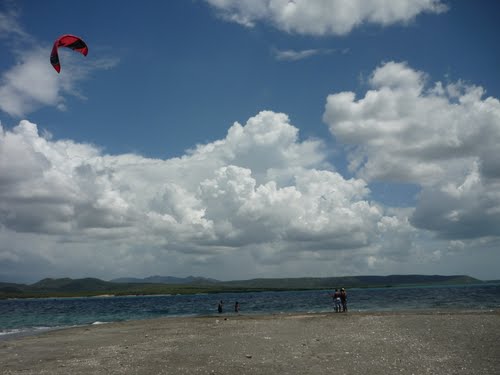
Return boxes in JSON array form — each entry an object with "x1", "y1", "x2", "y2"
[{"x1": 1, "y1": 310, "x2": 499, "y2": 375}]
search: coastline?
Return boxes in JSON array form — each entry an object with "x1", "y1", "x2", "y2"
[{"x1": 1, "y1": 310, "x2": 499, "y2": 374}]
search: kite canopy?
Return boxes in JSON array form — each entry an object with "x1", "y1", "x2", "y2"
[{"x1": 50, "y1": 34, "x2": 88, "y2": 73}]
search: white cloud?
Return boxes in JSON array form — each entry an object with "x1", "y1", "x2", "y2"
[
  {"x1": 323, "y1": 61, "x2": 500, "y2": 239},
  {"x1": 205, "y1": 0, "x2": 447, "y2": 35},
  {"x1": 0, "y1": 46, "x2": 119, "y2": 118},
  {"x1": 2, "y1": 107, "x2": 499, "y2": 282},
  {"x1": 273, "y1": 48, "x2": 322, "y2": 61},
  {"x1": 0, "y1": 48, "x2": 64, "y2": 117},
  {"x1": 0, "y1": 7, "x2": 27, "y2": 39},
  {"x1": 272, "y1": 48, "x2": 344, "y2": 61},
  {"x1": 0, "y1": 112, "x2": 402, "y2": 282}
]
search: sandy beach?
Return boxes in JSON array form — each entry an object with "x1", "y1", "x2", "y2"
[{"x1": 1, "y1": 310, "x2": 499, "y2": 375}]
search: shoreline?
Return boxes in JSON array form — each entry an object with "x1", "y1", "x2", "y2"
[
  {"x1": 1, "y1": 310, "x2": 499, "y2": 374},
  {"x1": 1, "y1": 307, "x2": 497, "y2": 342}
]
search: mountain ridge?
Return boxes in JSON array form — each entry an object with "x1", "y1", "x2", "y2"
[
  {"x1": 110, "y1": 275, "x2": 219, "y2": 284},
  {"x1": 0, "y1": 274, "x2": 484, "y2": 299}
]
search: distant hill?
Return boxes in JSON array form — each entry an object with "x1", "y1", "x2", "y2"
[
  {"x1": 110, "y1": 275, "x2": 219, "y2": 284},
  {"x1": 0, "y1": 274, "x2": 483, "y2": 299},
  {"x1": 113, "y1": 274, "x2": 480, "y2": 288},
  {"x1": 219, "y1": 275, "x2": 481, "y2": 289},
  {"x1": 31, "y1": 277, "x2": 114, "y2": 291},
  {"x1": 0, "y1": 277, "x2": 231, "y2": 299},
  {"x1": 0, "y1": 282, "x2": 26, "y2": 294}
]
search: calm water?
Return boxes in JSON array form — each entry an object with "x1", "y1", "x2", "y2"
[{"x1": 1, "y1": 283, "x2": 499, "y2": 339}]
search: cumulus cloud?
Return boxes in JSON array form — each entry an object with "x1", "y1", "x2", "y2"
[
  {"x1": 0, "y1": 111, "x2": 403, "y2": 282},
  {"x1": 323, "y1": 61, "x2": 500, "y2": 239},
  {"x1": 204, "y1": 0, "x2": 447, "y2": 35},
  {"x1": 2, "y1": 105, "x2": 498, "y2": 282}
]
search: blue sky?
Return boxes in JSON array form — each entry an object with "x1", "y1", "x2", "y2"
[{"x1": 1, "y1": 0, "x2": 500, "y2": 283}]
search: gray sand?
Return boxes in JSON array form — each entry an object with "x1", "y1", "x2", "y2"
[{"x1": 1, "y1": 310, "x2": 499, "y2": 374}]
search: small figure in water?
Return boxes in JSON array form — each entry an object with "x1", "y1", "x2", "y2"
[
  {"x1": 217, "y1": 300, "x2": 224, "y2": 314},
  {"x1": 235, "y1": 301, "x2": 240, "y2": 313}
]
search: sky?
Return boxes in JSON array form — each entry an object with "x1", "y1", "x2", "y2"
[{"x1": 1, "y1": 0, "x2": 500, "y2": 283}]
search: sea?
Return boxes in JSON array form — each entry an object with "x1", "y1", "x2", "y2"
[{"x1": 1, "y1": 283, "x2": 499, "y2": 341}]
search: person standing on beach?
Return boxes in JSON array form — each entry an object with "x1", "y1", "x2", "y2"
[
  {"x1": 234, "y1": 301, "x2": 240, "y2": 314},
  {"x1": 330, "y1": 289, "x2": 342, "y2": 312},
  {"x1": 340, "y1": 288, "x2": 347, "y2": 312},
  {"x1": 218, "y1": 300, "x2": 224, "y2": 314},
  {"x1": 334, "y1": 289, "x2": 342, "y2": 313}
]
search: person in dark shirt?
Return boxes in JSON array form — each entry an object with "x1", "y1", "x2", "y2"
[
  {"x1": 331, "y1": 289, "x2": 342, "y2": 313},
  {"x1": 340, "y1": 288, "x2": 348, "y2": 312}
]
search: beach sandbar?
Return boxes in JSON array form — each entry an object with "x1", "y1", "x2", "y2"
[{"x1": 1, "y1": 310, "x2": 499, "y2": 374}]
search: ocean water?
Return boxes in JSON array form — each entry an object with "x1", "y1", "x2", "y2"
[{"x1": 1, "y1": 283, "x2": 499, "y2": 340}]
